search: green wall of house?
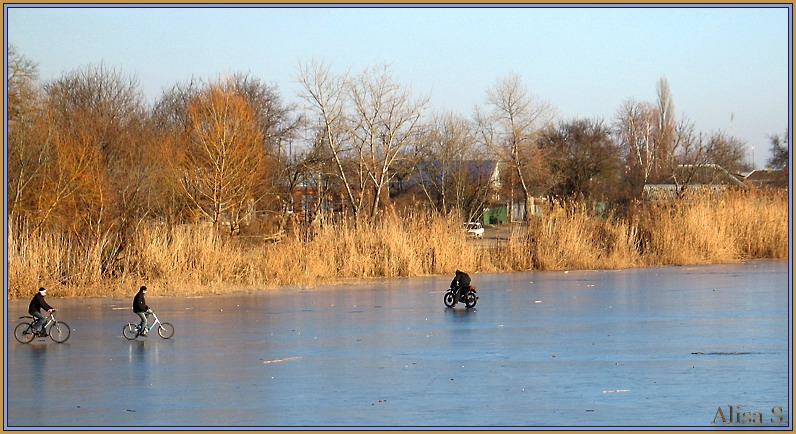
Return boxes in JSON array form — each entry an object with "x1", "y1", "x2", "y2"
[{"x1": 482, "y1": 206, "x2": 508, "y2": 225}]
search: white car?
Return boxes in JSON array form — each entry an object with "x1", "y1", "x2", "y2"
[{"x1": 464, "y1": 222, "x2": 485, "y2": 238}]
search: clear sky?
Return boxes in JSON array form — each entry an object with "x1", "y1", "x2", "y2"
[{"x1": 5, "y1": 4, "x2": 791, "y2": 168}]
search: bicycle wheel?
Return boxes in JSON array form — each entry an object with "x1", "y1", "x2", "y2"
[
  {"x1": 49, "y1": 322, "x2": 71, "y2": 343},
  {"x1": 157, "y1": 322, "x2": 174, "y2": 339},
  {"x1": 122, "y1": 323, "x2": 139, "y2": 340},
  {"x1": 14, "y1": 323, "x2": 35, "y2": 344}
]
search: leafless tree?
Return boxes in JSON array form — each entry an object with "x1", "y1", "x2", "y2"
[
  {"x1": 153, "y1": 74, "x2": 295, "y2": 229},
  {"x1": 614, "y1": 98, "x2": 657, "y2": 184},
  {"x1": 227, "y1": 73, "x2": 302, "y2": 223},
  {"x1": 669, "y1": 116, "x2": 718, "y2": 189},
  {"x1": 8, "y1": 62, "x2": 152, "y2": 280},
  {"x1": 296, "y1": 60, "x2": 362, "y2": 216},
  {"x1": 613, "y1": 77, "x2": 680, "y2": 196},
  {"x1": 7, "y1": 45, "x2": 40, "y2": 121},
  {"x1": 348, "y1": 64, "x2": 429, "y2": 221},
  {"x1": 766, "y1": 130, "x2": 789, "y2": 170},
  {"x1": 537, "y1": 118, "x2": 621, "y2": 200},
  {"x1": 6, "y1": 46, "x2": 47, "y2": 221},
  {"x1": 297, "y1": 62, "x2": 428, "y2": 222},
  {"x1": 653, "y1": 77, "x2": 677, "y2": 178},
  {"x1": 42, "y1": 63, "x2": 150, "y2": 253},
  {"x1": 175, "y1": 79, "x2": 270, "y2": 231},
  {"x1": 476, "y1": 73, "x2": 555, "y2": 221},
  {"x1": 704, "y1": 131, "x2": 750, "y2": 173},
  {"x1": 413, "y1": 112, "x2": 495, "y2": 221}
]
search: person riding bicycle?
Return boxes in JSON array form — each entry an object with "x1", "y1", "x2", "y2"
[
  {"x1": 450, "y1": 270, "x2": 472, "y2": 302},
  {"x1": 133, "y1": 285, "x2": 153, "y2": 335},
  {"x1": 28, "y1": 287, "x2": 55, "y2": 336}
]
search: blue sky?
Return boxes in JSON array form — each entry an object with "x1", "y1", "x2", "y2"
[{"x1": 5, "y1": 4, "x2": 791, "y2": 167}]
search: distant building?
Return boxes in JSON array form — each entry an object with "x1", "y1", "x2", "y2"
[
  {"x1": 643, "y1": 164, "x2": 747, "y2": 200},
  {"x1": 743, "y1": 168, "x2": 789, "y2": 190},
  {"x1": 393, "y1": 160, "x2": 501, "y2": 193},
  {"x1": 672, "y1": 164, "x2": 747, "y2": 187}
]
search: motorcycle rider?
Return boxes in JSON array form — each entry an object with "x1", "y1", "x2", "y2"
[{"x1": 450, "y1": 270, "x2": 472, "y2": 303}]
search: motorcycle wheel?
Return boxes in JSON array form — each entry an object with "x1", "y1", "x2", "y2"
[
  {"x1": 465, "y1": 292, "x2": 478, "y2": 308},
  {"x1": 444, "y1": 291, "x2": 456, "y2": 308}
]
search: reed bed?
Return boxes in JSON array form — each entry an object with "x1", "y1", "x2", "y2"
[
  {"x1": 6, "y1": 190, "x2": 789, "y2": 299},
  {"x1": 633, "y1": 189, "x2": 789, "y2": 265}
]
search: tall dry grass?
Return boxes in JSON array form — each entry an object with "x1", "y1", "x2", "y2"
[
  {"x1": 633, "y1": 189, "x2": 789, "y2": 265},
  {"x1": 6, "y1": 189, "x2": 788, "y2": 299}
]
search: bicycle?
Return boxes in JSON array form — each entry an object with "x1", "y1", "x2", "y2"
[
  {"x1": 14, "y1": 311, "x2": 71, "y2": 344},
  {"x1": 122, "y1": 310, "x2": 174, "y2": 340}
]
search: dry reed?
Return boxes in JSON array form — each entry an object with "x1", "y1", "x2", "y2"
[{"x1": 6, "y1": 190, "x2": 788, "y2": 299}]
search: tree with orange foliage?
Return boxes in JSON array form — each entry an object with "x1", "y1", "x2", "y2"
[{"x1": 177, "y1": 79, "x2": 269, "y2": 232}]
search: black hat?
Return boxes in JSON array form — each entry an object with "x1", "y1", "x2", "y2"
[{"x1": 140, "y1": 285, "x2": 147, "y2": 292}]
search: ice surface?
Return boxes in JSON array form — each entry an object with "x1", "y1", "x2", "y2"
[{"x1": 5, "y1": 260, "x2": 790, "y2": 428}]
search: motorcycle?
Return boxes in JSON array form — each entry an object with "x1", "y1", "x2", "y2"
[{"x1": 444, "y1": 284, "x2": 478, "y2": 308}]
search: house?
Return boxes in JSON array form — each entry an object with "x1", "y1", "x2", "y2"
[
  {"x1": 392, "y1": 160, "x2": 501, "y2": 193},
  {"x1": 672, "y1": 164, "x2": 747, "y2": 187},
  {"x1": 643, "y1": 164, "x2": 747, "y2": 200},
  {"x1": 389, "y1": 159, "x2": 514, "y2": 223},
  {"x1": 743, "y1": 168, "x2": 789, "y2": 189}
]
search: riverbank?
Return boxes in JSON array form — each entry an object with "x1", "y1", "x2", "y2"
[{"x1": 6, "y1": 190, "x2": 789, "y2": 300}]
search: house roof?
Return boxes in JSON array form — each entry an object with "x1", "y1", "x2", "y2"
[
  {"x1": 673, "y1": 164, "x2": 746, "y2": 187},
  {"x1": 744, "y1": 169, "x2": 789, "y2": 189},
  {"x1": 407, "y1": 159, "x2": 500, "y2": 186},
  {"x1": 643, "y1": 164, "x2": 749, "y2": 199}
]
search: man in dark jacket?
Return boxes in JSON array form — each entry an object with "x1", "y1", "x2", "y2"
[
  {"x1": 450, "y1": 270, "x2": 472, "y2": 303},
  {"x1": 133, "y1": 285, "x2": 152, "y2": 335},
  {"x1": 29, "y1": 287, "x2": 54, "y2": 336}
]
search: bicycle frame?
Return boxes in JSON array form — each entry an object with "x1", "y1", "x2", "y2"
[
  {"x1": 15, "y1": 311, "x2": 71, "y2": 343},
  {"x1": 29, "y1": 312, "x2": 57, "y2": 331},
  {"x1": 123, "y1": 310, "x2": 174, "y2": 340},
  {"x1": 137, "y1": 312, "x2": 161, "y2": 332}
]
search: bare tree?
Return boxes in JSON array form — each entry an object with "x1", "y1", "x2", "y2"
[
  {"x1": 7, "y1": 45, "x2": 40, "y2": 121},
  {"x1": 175, "y1": 79, "x2": 269, "y2": 232},
  {"x1": 151, "y1": 78, "x2": 222, "y2": 226},
  {"x1": 348, "y1": 64, "x2": 429, "y2": 221},
  {"x1": 29, "y1": 64, "x2": 152, "y2": 281},
  {"x1": 766, "y1": 130, "x2": 789, "y2": 170},
  {"x1": 26, "y1": 104, "x2": 96, "y2": 237},
  {"x1": 671, "y1": 118, "x2": 750, "y2": 178},
  {"x1": 653, "y1": 77, "x2": 677, "y2": 180},
  {"x1": 476, "y1": 73, "x2": 555, "y2": 221},
  {"x1": 414, "y1": 112, "x2": 476, "y2": 214},
  {"x1": 669, "y1": 116, "x2": 716, "y2": 189},
  {"x1": 276, "y1": 129, "x2": 333, "y2": 224},
  {"x1": 537, "y1": 118, "x2": 621, "y2": 200},
  {"x1": 153, "y1": 74, "x2": 294, "y2": 228},
  {"x1": 42, "y1": 64, "x2": 149, "y2": 253},
  {"x1": 613, "y1": 78, "x2": 678, "y2": 185},
  {"x1": 6, "y1": 46, "x2": 47, "y2": 221},
  {"x1": 227, "y1": 73, "x2": 301, "y2": 223},
  {"x1": 614, "y1": 98, "x2": 657, "y2": 185},
  {"x1": 296, "y1": 60, "x2": 362, "y2": 216},
  {"x1": 704, "y1": 131, "x2": 750, "y2": 173},
  {"x1": 413, "y1": 112, "x2": 499, "y2": 222}
]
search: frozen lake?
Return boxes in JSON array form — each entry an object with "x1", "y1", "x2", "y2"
[{"x1": 4, "y1": 260, "x2": 791, "y2": 428}]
